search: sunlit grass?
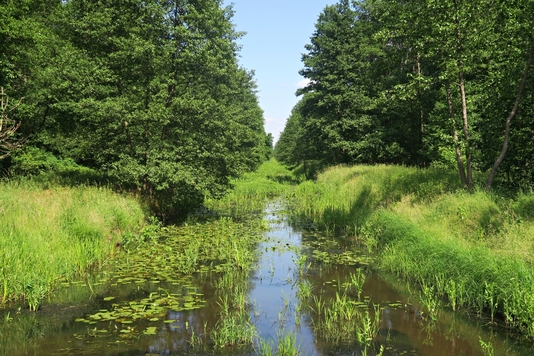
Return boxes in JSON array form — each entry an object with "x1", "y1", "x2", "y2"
[
  {"x1": 205, "y1": 159, "x2": 298, "y2": 217},
  {"x1": 0, "y1": 180, "x2": 146, "y2": 309},
  {"x1": 290, "y1": 163, "x2": 534, "y2": 337}
]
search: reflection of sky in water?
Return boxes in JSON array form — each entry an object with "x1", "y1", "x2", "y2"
[
  {"x1": 250, "y1": 201, "x2": 319, "y2": 355},
  {"x1": 5, "y1": 201, "x2": 534, "y2": 355}
]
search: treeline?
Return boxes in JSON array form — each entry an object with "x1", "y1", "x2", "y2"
[
  {"x1": 0, "y1": 0, "x2": 271, "y2": 216},
  {"x1": 275, "y1": 0, "x2": 534, "y2": 190}
]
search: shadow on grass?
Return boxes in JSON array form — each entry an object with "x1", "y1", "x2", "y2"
[{"x1": 292, "y1": 165, "x2": 463, "y2": 234}]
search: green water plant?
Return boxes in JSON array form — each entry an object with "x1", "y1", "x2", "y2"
[
  {"x1": 484, "y1": 282, "x2": 498, "y2": 324},
  {"x1": 211, "y1": 311, "x2": 257, "y2": 348},
  {"x1": 296, "y1": 279, "x2": 313, "y2": 300},
  {"x1": 275, "y1": 330, "x2": 302, "y2": 356},
  {"x1": 419, "y1": 283, "x2": 440, "y2": 321},
  {"x1": 287, "y1": 163, "x2": 534, "y2": 338},
  {"x1": 259, "y1": 314, "x2": 302, "y2": 356},
  {"x1": 291, "y1": 251, "x2": 309, "y2": 276},
  {"x1": 348, "y1": 269, "x2": 366, "y2": 300},
  {"x1": 312, "y1": 289, "x2": 382, "y2": 347},
  {"x1": 479, "y1": 337, "x2": 495, "y2": 356}
]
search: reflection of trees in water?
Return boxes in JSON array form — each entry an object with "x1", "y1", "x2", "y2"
[{"x1": 0, "y1": 314, "x2": 46, "y2": 355}]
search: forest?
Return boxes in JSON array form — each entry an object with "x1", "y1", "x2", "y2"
[
  {"x1": 275, "y1": 0, "x2": 534, "y2": 191},
  {"x1": 3, "y1": 1, "x2": 534, "y2": 354},
  {"x1": 0, "y1": 0, "x2": 271, "y2": 218}
]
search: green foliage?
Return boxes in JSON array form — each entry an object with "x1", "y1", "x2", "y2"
[
  {"x1": 513, "y1": 192, "x2": 534, "y2": 221},
  {"x1": 205, "y1": 159, "x2": 299, "y2": 218},
  {"x1": 291, "y1": 164, "x2": 461, "y2": 233},
  {"x1": 277, "y1": 0, "x2": 534, "y2": 190},
  {"x1": 1, "y1": 0, "x2": 268, "y2": 216},
  {"x1": 259, "y1": 330, "x2": 302, "y2": 356}
]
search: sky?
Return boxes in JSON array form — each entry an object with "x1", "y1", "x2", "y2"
[{"x1": 222, "y1": 0, "x2": 335, "y2": 144}]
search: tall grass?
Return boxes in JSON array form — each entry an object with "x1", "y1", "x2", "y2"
[
  {"x1": 290, "y1": 164, "x2": 461, "y2": 232},
  {"x1": 205, "y1": 159, "x2": 298, "y2": 217},
  {"x1": 0, "y1": 179, "x2": 145, "y2": 310},
  {"x1": 290, "y1": 164, "x2": 534, "y2": 338}
]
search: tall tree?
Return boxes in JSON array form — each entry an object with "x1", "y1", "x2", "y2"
[
  {"x1": 298, "y1": 0, "x2": 386, "y2": 165},
  {"x1": 9, "y1": 0, "x2": 267, "y2": 216}
]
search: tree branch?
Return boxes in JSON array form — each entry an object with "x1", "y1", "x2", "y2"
[{"x1": 486, "y1": 40, "x2": 534, "y2": 190}]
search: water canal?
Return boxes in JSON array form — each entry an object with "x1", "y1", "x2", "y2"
[{"x1": 1, "y1": 200, "x2": 533, "y2": 355}]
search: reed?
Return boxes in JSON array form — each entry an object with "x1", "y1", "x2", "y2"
[
  {"x1": 311, "y1": 289, "x2": 382, "y2": 347},
  {"x1": 479, "y1": 337, "x2": 495, "y2": 356},
  {"x1": 211, "y1": 267, "x2": 257, "y2": 348},
  {"x1": 349, "y1": 269, "x2": 365, "y2": 300},
  {"x1": 259, "y1": 330, "x2": 302, "y2": 356}
]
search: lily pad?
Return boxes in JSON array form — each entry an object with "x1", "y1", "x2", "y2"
[{"x1": 143, "y1": 327, "x2": 157, "y2": 335}]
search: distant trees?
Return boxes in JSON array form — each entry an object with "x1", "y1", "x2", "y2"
[
  {"x1": 275, "y1": 0, "x2": 534, "y2": 190},
  {"x1": 1, "y1": 0, "x2": 268, "y2": 216}
]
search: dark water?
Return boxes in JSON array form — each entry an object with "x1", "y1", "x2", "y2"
[{"x1": 1, "y1": 201, "x2": 533, "y2": 355}]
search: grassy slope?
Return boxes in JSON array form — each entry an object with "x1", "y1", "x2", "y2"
[
  {"x1": 0, "y1": 180, "x2": 146, "y2": 309},
  {"x1": 290, "y1": 163, "x2": 534, "y2": 337},
  {"x1": 0, "y1": 159, "x2": 294, "y2": 311},
  {"x1": 205, "y1": 158, "x2": 298, "y2": 217}
]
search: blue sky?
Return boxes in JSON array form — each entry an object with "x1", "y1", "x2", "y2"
[{"x1": 223, "y1": 0, "x2": 335, "y2": 143}]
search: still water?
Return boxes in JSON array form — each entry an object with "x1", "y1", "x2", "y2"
[{"x1": 0, "y1": 201, "x2": 533, "y2": 355}]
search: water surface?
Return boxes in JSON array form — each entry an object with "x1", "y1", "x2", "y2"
[{"x1": 1, "y1": 200, "x2": 533, "y2": 355}]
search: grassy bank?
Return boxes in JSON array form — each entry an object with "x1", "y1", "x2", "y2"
[
  {"x1": 0, "y1": 179, "x2": 146, "y2": 310},
  {"x1": 205, "y1": 159, "x2": 299, "y2": 217},
  {"x1": 289, "y1": 164, "x2": 534, "y2": 338}
]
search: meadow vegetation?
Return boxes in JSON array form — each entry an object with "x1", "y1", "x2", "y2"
[
  {"x1": 0, "y1": 178, "x2": 146, "y2": 310},
  {"x1": 204, "y1": 159, "x2": 299, "y2": 218},
  {"x1": 289, "y1": 163, "x2": 534, "y2": 338}
]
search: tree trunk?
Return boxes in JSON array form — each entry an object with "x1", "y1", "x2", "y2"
[
  {"x1": 446, "y1": 81, "x2": 468, "y2": 186},
  {"x1": 417, "y1": 59, "x2": 425, "y2": 166},
  {"x1": 486, "y1": 40, "x2": 534, "y2": 190},
  {"x1": 453, "y1": 0, "x2": 472, "y2": 189}
]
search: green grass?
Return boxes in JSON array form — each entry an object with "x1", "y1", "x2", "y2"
[
  {"x1": 205, "y1": 159, "x2": 299, "y2": 218},
  {"x1": 289, "y1": 164, "x2": 462, "y2": 233},
  {"x1": 211, "y1": 269, "x2": 257, "y2": 349},
  {"x1": 259, "y1": 330, "x2": 302, "y2": 356},
  {"x1": 289, "y1": 163, "x2": 534, "y2": 338},
  {"x1": 0, "y1": 179, "x2": 146, "y2": 310}
]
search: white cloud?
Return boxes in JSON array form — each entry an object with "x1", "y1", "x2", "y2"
[{"x1": 295, "y1": 78, "x2": 311, "y2": 88}]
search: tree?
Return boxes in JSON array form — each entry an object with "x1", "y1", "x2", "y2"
[
  {"x1": 297, "y1": 0, "x2": 384, "y2": 165},
  {"x1": 374, "y1": 0, "x2": 534, "y2": 189},
  {"x1": 296, "y1": 0, "x2": 430, "y2": 167},
  {"x1": 280, "y1": 0, "x2": 534, "y2": 191},
  {"x1": 485, "y1": 41, "x2": 534, "y2": 189},
  {"x1": 0, "y1": 87, "x2": 24, "y2": 159},
  {"x1": 5, "y1": 0, "x2": 267, "y2": 216}
]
